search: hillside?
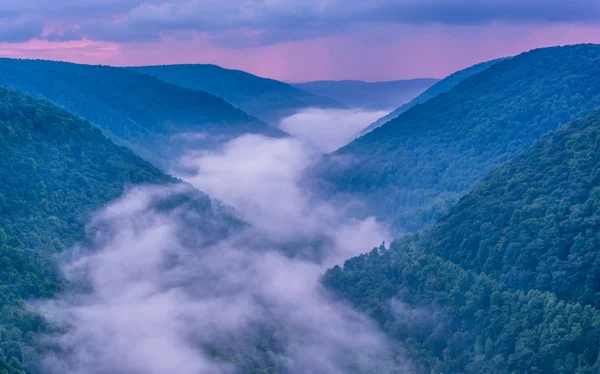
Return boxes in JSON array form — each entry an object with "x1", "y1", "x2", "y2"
[
  {"x1": 291, "y1": 78, "x2": 438, "y2": 110},
  {"x1": 425, "y1": 110, "x2": 600, "y2": 306},
  {"x1": 361, "y1": 59, "x2": 502, "y2": 135},
  {"x1": 318, "y1": 44, "x2": 600, "y2": 231},
  {"x1": 0, "y1": 87, "x2": 241, "y2": 374},
  {"x1": 324, "y1": 110, "x2": 600, "y2": 374},
  {"x1": 130, "y1": 64, "x2": 345, "y2": 124},
  {"x1": 0, "y1": 58, "x2": 284, "y2": 168}
]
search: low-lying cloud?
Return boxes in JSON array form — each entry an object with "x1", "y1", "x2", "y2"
[
  {"x1": 278, "y1": 108, "x2": 388, "y2": 153},
  {"x1": 39, "y1": 184, "x2": 408, "y2": 374},
  {"x1": 176, "y1": 133, "x2": 389, "y2": 264},
  {"x1": 37, "y1": 131, "x2": 412, "y2": 373}
]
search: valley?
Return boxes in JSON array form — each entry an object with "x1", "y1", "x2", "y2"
[{"x1": 0, "y1": 8, "x2": 600, "y2": 373}]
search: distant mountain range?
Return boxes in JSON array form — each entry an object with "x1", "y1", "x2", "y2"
[
  {"x1": 317, "y1": 44, "x2": 600, "y2": 231},
  {"x1": 0, "y1": 58, "x2": 284, "y2": 168},
  {"x1": 130, "y1": 64, "x2": 345, "y2": 124},
  {"x1": 291, "y1": 78, "x2": 438, "y2": 110},
  {"x1": 361, "y1": 59, "x2": 503, "y2": 135}
]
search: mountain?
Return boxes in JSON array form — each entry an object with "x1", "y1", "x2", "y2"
[
  {"x1": 130, "y1": 64, "x2": 345, "y2": 124},
  {"x1": 291, "y1": 78, "x2": 438, "y2": 110},
  {"x1": 317, "y1": 44, "x2": 600, "y2": 232},
  {"x1": 0, "y1": 58, "x2": 284, "y2": 168},
  {"x1": 323, "y1": 109, "x2": 600, "y2": 374},
  {"x1": 0, "y1": 86, "x2": 241, "y2": 374},
  {"x1": 361, "y1": 59, "x2": 502, "y2": 135}
]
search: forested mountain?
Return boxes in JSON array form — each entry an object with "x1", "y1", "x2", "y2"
[
  {"x1": 0, "y1": 58, "x2": 284, "y2": 168},
  {"x1": 361, "y1": 59, "x2": 502, "y2": 135},
  {"x1": 324, "y1": 110, "x2": 600, "y2": 374},
  {"x1": 291, "y1": 78, "x2": 438, "y2": 110},
  {"x1": 318, "y1": 44, "x2": 600, "y2": 231},
  {"x1": 130, "y1": 64, "x2": 345, "y2": 124},
  {"x1": 0, "y1": 87, "x2": 240, "y2": 374}
]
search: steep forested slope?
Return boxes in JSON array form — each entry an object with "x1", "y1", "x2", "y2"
[
  {"x1": 0, "y1": 58, "x2": 284, "y2": 167},
  {"x1": 425, "y1": 110, "x2": 600, "y2": 306},
  {"x1": 324, "y1": 110, "x2": 600, "y2": 374},
  {"x1": 291, "y1": 78, "x2": 438, "y2": 110},
  {"x1": 0, "y1": 87, "x2": 240, "y2": 374},
  {"x1": 130, "y1": 64, "x2": 345, "y2": 124},
  {"x1": 361, "y1": 59, "x2": 502, "y2": 135},
  {"x1": 320, "y1": 44, "x2": 600, "y2": 231}
]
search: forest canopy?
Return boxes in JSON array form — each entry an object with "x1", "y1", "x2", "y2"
[
  {"x1": 324, "y1": 110, "x2": 600, "y2": 374},
  {"x1": 318, "y1": 44, "x2": 600, "y2": 232}
]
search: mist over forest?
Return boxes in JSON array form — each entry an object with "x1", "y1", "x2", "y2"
[{"x1": 2, "y1": 2, "x2": 600, "y2": 373}]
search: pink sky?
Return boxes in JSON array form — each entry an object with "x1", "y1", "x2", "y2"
[{"x1": 1, "y1": 23, "x2": 599, "y2": 82}]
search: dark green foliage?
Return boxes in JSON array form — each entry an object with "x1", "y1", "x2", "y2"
[
  {"x1": 362, "y1": 59, "x2": 502, "y2": 134},
  {"x1": 320, "y1": 44, "x2": 600, "y2": 232},
  {"x1": 325, "y1": 243, "x2": 600, "y2": 374},
  {"x1": 0, "y1": 86, "x2": 238, "y2": 373},
  {"x1": 130, "y1": 64, "x2": 345, "y2": 124},
  {"x1": 0, "y1": 58, "x2": 284, "y2": 167},
  {"x1": 291, "y1": 79, "x2": 438, "y2": 111},
  {"x1": 323, "y1": 111, "x2": 600, "y2": 373},
  {"x1": 425, "y1": 110, "x2": 600, "y2": 307}
]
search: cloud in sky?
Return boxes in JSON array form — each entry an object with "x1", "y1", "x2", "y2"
[
  {"x1": 1, "y1": 2, "x2": 600, "y2": 84},
  {"x1": 1, "y1": 22, "x2": 600, "y2": 83},
  {"x1": 0, "y1": 16, "x2": 43, "y2": 43},
  {"x1": 2, "y1": 0, "x2": 600, "y2": 45}
]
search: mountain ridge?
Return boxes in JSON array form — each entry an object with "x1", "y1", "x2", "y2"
[
  {"x1": 0, "y1": 85, "x2": 243, "y2": 374},
  {"x1": 291, "y1": 78, "x2": 438, "y2": 110},
  {"x1": 0, "y1": 58, "x2": 285, "y2": 168},
  {"x1": 130, "y1": 63, "x2": 346, "y2": 124},
  {"x1": 360, "y1": 58, "x2": 503, "y2": 135},
  {"x1": 318, "y1": 44, "x2": 600, "y2": 232},
  {"x1": 324, "y1": 109, "x2": 600, "y2": 374}
]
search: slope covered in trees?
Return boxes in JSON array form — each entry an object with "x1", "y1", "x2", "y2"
[
  {"x1": 291, "y1": 78, "x2": 438, "y2": 110},
  {"x1": 130, "y1": 64, "x2": 345, "y2": 124},
  {"x1": 319, "y1": 44, "x2": 600, "y2": 231},
  {"x1": 0, "y1": 87, "x2": 240, "y2": 374},
  {"x1": 0, "y1": 58, "x2": 284, "y2": 168},
  {"x1": 425, "y1": 110, "x2": 600, "y2": 306},
  {"x1": 361, "y1": 59, "x2": 502, "y2": 135},
  {"x1": 324, "y1": 110, "x2": 600, "y2": 374}
]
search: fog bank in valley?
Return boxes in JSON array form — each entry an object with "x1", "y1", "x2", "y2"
[
  {"x1": 278, "y1": 108, "x2": 389, "y2": 153},
  {"x1": 37, "y1": 109, "x2": 413, "y2": 373}
]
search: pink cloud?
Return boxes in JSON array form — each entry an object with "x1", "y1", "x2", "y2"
[
  {"x1": 1, "y1": 23, "x2": 600, "y2": 82},
  {"x1": 0, "y1": 39, "x2": 120, "y2": 64}
]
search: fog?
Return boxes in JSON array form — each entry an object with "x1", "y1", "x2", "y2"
[
  {"x1": 37, "y1": 109, "x2": 412, "y2": 373},
  {"x1": 176, "y1": 134, "x2": 388, "y2": 265},
  {"x1": 278, "y1": 108, "x2": 389, "y2": 153}
]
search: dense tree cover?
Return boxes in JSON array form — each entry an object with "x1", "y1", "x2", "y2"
[
  {"x1": 130, "y1": 64, "x2": 345, "y2": 124},
  {"x1": 0, "y1": 58, "x2": 284, "y2": 168},
  {"x1": 425, "y1": 110, "x2": 600, "y2": 307},
  {"x1": 319, "y1": 44, "x2": 600, "y2": 232},
  {"x1": 291, "y1": 79, "x2": 438, "y2": 111},
  {"x1": 0, "y1": 87, "x2": 240, "y2": 373},
  {"x1": 323, "y1": 111, "x2": 600, "y2": 373},
  {"x1": 325, "y1": 244, "x2": 600, "y2": 374},
  {"x1": 362, "y1": 59, "x2": 502, "y2": 135}
]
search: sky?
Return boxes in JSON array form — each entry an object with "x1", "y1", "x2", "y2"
[{"x1": 1, "y1": 0, "x2": 600, "y2": 81}]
